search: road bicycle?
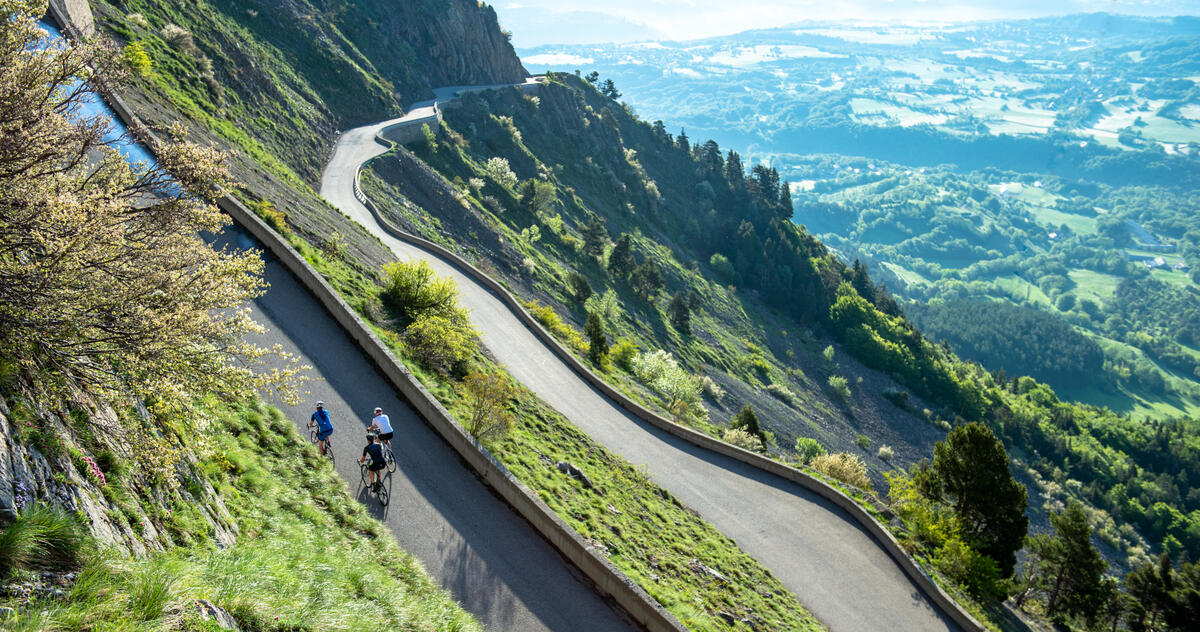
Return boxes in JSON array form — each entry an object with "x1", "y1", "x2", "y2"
[
  {"x1": 382, "y1": 444, "x2": 397, "y2": 473},
  {"x1": 309, "y1": 426, "x2": 335, "y2": 463},
  {"x1": 359, "y1": 460, "x2": 389, "y2": 506}
]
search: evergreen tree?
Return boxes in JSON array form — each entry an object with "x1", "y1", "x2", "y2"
[
  {"x1": 922, "y1": 422, "x2": 1028, "y2": 577},
  {"x1": 652, "y1": 120, "x2": 671, "y2": 144},
  {"x1": 698, "y1": 140, "x2": 723, "y2": 175},
  {"x1": 585, "y1": 311, "x2": 608, "y2": 364},
  {"x1": 779, "y1": 180, "x2": 793, "y2": 217},
  {"x1": 1032, "y1": 502, "x2": 1106, "y2": 622},
  {"x1": 607, "y1": 233, "x2": 636, "y2": 278},
  {"x1": 631, "y1": 260, "x2": 664, "y2": 298},
  {"x1": 668, "y1": 291, "x2": 691, "y2": 333},
  {"x1": 584, "y1": 70, "x2": 599, "y2": 84},
  {"x1": 581, "y1": 214, "x2": 608, "y2": 258},
  {"x1": 676, "y1": 128, "x2": 691, "y2": 155},
  {"x1": 724, "y1": 150, "x2": 744, "y2": 187},
  {"x1": 567, "y1": 271, "x2": 592, "y2": 303},
  {"x1": 730, "y1": 406, "x2": 765, "y2": 443},
  {"x1": 600, "y1": 78, "x2": 621, "y2": 100}
]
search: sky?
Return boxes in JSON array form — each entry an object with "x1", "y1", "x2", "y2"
[{"x1": 493, "y1": 0, "x2": 1200, "y2": 46}]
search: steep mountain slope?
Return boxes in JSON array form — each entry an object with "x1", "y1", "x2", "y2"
[{"x1": 360, "y1": 72, "x2": 1200, "y2": 603}]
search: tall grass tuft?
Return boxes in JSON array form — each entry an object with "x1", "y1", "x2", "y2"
[{"x1": 0, "y1": 503, "x2": 85, "y2": 577}]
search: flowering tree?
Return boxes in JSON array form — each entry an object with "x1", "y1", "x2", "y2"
[{"x1": 0, "y1": 2, "x2": 293, "y2": 407}]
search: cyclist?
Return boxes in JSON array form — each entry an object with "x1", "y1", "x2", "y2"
[
  {"x1": 369, "y1": 407, "x2": 394, "y2": 451},
  {"x1": 360, "y1": 432, "x2": 386, "y2": 490},
  {"x1": 308, "y1": 401, "x2": 334, "y2": 456}
]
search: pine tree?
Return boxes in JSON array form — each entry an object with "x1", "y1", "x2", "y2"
[
  {"x1": 585, "y1": 311, "x2": 608, "y2": 365},
  {"x1": 567, "y1": 272, "x2": 592, "y2": 303},
  {"x1": 668, "y1": 291, "x2": 691, "y2": 333},
  {"x1": 676, "y1": 128, "x2": 690, "y2": 155},
  {"x1": 600, "y1": 78, "x2": 621, "y2": 100},
  {"x1": 924, "y1": 422, "x2": 1028, "y2": 577},
  {"x1": 607, "y1": 233, "x2": 636, "y2": 278},
  {"x1": 581, "y1": 215, "x2": 608, "y2": 258},
  {"x1": 1033, "y1": 502, "x2": 1106, "y2": 621},
  {"x1": 779, "y1": 180, "x2": 793, "y2": 217},
  {"x1": 631, "y1": 260, "x2": 664, "y2": 298},
  {"x1": 724, "y1": 150, "x2": 744, "y2": 187}
]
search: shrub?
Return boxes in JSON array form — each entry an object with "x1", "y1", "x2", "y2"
[
  {"x1": 709, "y1": 253, "x2": 737, "y2": 281},
  {"x1": 461, "y1": 372, "x2": 516, "y2": 442},
  {"x1": 877, "y1": 445, "x2": 895, "y2": 461},
  {"x1": 855, "y1": 434, "x2": 870, "y2": 450},
  {"x1": 585, "y1": 312, "x2": 608, "y2": 365},
  {"x1": 794, "y1": 437, "x2": 825, "y2": 463},
  {"x1": 121, "y1": 42, "x2": 152, "y2": 77},
  {"x1": 0, "y1": 504, "x2": 86, "y2": 577},
  {"x1": 699, "y1": 375, "x2": 725, "y2": 402},
  {"x1": 250, "y1": 199, "x2": 288, "y2": 235},
  {"x1": 525, "y1": 301, "x2": 587, "y2": 353},
  {"x1": 828, "y1": 375, "x2": 852, "y2": 402},
  {"x1": 766, "y1": 383, "x2": 798, "y2": 407},
  {"x1": 380, "y1": 259, "x2": 460, "y2": 323},
  {"x1": 483, "y1": 157, "x2": 518, "y2": 189},
  {"x1": 809, "y1": 453, "x2": 872, "y2": 490},
  {"x1": 934, "y1": 537, "x2": 1004, "y2": 600},
  {"x1": 403, "y1": 313, "x2": 477, "y2": 375},
  {"x1": 632, "y1": 350, "x2": 705, "y2": 422},
  {"x1": 724, "y1": 428, "x2": 764, "y2": 453},
  {"x1": 610, "y1": 338, "x2": 639, "y2": 371},
  {"x1": 159, "y1": 24, "x2": 198, "y2": 56},
  {"x1": 882, "y1": 388, "x2": 911, "y2": 410},
  {"x1": 822, "y1": 345, "x2": 836, "y2": 365}
]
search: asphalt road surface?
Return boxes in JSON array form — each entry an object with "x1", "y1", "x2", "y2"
[
  {"x1": 223, "y1": 228, "x2": 638, "y2": 632},
  {"x1": 320, "y1": 87, "x2": 963, "y2": 632}
]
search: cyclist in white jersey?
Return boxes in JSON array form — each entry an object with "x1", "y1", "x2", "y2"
[{"x1": 369, "y1": 407, "x2": 393, "y2": 450}]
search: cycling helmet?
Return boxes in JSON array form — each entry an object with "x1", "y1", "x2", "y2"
[
  {"x1": 316, "y1": 401, "x2": 325, "y2": 408},
  {"x1": 374, "y1": 407, "x2": 382, "y2": 414},
  {"x1": 366, "y1": 431, "x2": 379, "y2": 442}
]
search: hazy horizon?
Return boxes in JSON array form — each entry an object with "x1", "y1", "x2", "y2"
[{"x1": 495, "y1": 0, "x2": 1200, "y2": 47}]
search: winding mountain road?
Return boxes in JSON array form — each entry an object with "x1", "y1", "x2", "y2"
[
  {"x1": 321, "y1": 85, "x2": 963, "y2": 632},
  {"x1": 225, "y1": 229, "x2": 638, "y2": 632}
]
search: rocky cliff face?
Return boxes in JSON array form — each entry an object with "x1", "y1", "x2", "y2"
[
  {"x1": 373, "y1": 0, "x2": 528, "y2": 91},
  {"x1": 0, "y1": 383, "x2": 236, "y2": 556}
]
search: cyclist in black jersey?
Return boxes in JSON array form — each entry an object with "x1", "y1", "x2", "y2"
[{"x1": 360, "y1": 432, "x2": 386, "y2": 489}]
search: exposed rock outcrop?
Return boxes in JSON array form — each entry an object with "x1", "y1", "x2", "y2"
[{"x1": 0, "y1": 384, "x2": 237, "y2": 555}]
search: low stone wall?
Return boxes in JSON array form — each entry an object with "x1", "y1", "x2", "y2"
[
  {"x1": 357, "y1": 142, "x2": 987, "y2": 632},
  {"x1": 379, "y1": 109, "x2": 440, "y2": 145},
  {"x1": 48, "y1": 0, "x2": 93, "y2": 37}
]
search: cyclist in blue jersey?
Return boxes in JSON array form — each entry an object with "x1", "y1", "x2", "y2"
[{"x1": 308, "y1": 401, "x2": 334, "y2": 456}]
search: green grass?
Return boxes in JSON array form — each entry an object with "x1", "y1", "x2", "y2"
[
  {"x1": 1066, "y1": 269, "x2": 1122, "y2": 305},
  {"x1": 2, "y1": 398, "x2": 481, "y2": 632}
]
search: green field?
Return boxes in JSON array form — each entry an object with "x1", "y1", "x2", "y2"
[
  {"x1": 1067, "y1": 270, "x2": 1122, "y2": 305},
  {"x1": 994, "y1": 274, "x2": 1053, "y2": 307}
]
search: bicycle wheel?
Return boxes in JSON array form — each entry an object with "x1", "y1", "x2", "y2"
[
  {"x1": 377, "y1": 483, "x2": 389, "y2": 507},
  {"x1": 360, "y1": 463, "x2": 368, "y2": 486},
  {"x1": 309, "y1": 428, "x2": 317, "y2": 443},
  {"x1": 325, "y1": 438, "x2": 335, "y2": 463},
  {"x1": 385, "y1": 447, "x2": 397, "y2": 473}
]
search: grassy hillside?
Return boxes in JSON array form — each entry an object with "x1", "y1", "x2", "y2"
[
  {"x1": 0, "y1": 386, "x2": 480, "y2": 631},
  {"x1": 359, "y1": 73, "x2": 1200, "y2": 628}
]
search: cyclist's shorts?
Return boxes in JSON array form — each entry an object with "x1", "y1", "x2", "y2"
[
  {"x1": 379, "y1": 432, "x2": 394, "y2": 442},
  {"x1": 317, "y1": 429, "x2": 333, "y2": 441},
  {"x1": 368, "y1": 461, "x2": 386, "y2": 472}
]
